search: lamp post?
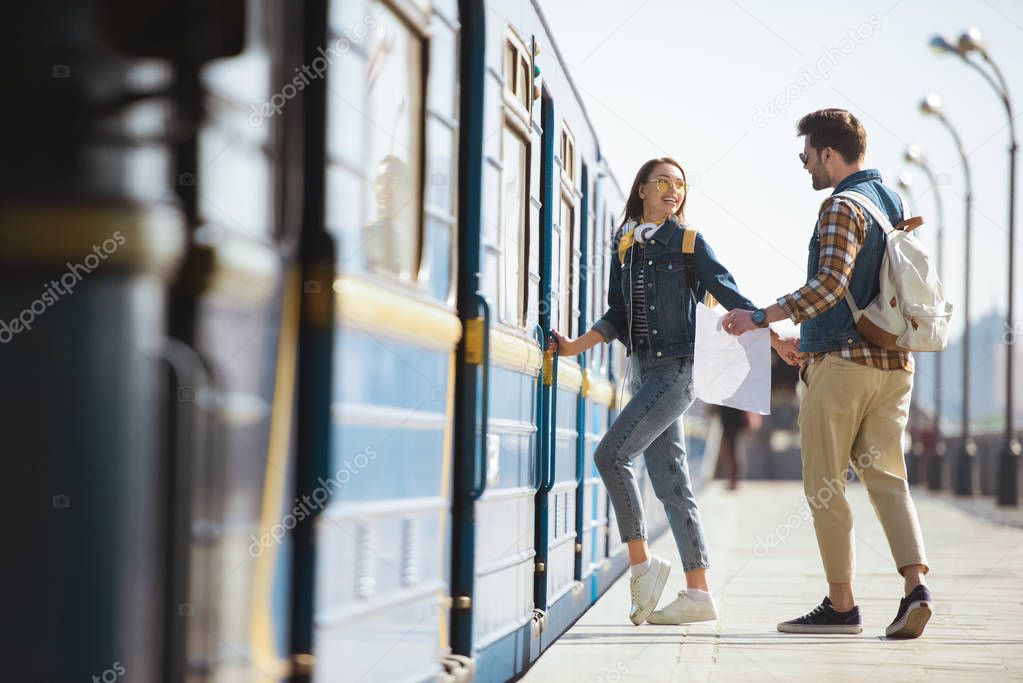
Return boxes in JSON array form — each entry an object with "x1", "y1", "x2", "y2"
[
  {"x1": 896, "y1": 172, "x2": 913, "y2": 206},
  {"x1": 897, "y1": 171, "x2": 926, "y2": 487},
  {"x1": 932, "y1": 28, "x2": 1020, "y2": 505},
  {"x1": 920, "y1": 93, "x2": 975, "y2": 496},
  {"x1": 904, "y1": 145, "x2": 947, "y2": 491}
]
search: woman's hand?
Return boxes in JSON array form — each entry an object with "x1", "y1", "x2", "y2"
[
  {"x1": 721, "y1": 309, "x2": 757, "y2": 335},
  {"x1": 549, "y1": 329, "x2": 582, "y2": 357},
  {"x1": 549, "y1": 329, "x2": 604, "y2": 357},
  {"x1": 771, "y1": 335, "x2": 805, "y2": 367}
]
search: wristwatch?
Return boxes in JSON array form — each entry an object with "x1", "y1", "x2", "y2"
[{"x1": 751, "y1": 308, "x2": 768, "y2": 328}]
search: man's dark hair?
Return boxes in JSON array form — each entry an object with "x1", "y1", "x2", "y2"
[{"x1": 797, "y1": 109, "x2": 867, "y2": 163}]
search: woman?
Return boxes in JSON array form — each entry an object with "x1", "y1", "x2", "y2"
[
  {"x1": 713, "y1": 405, "x2": 760, "y2": 491},
  {"x1": 551, "y1": 157, "x2": 798, "y2": 625}
]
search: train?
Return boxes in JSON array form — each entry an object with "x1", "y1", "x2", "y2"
[{"x1": 0, "y1": 1, "x2": 716, "y2": 681}]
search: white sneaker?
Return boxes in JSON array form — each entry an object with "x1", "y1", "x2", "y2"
[
  {"x1": 629, "y1": 557, "x2": 671, "y2": 625},
  {"x1": 647, "y1": 591, "x2": 719, "y2": 624}
]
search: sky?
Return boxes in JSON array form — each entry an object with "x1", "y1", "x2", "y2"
[{"x1": 543, "y1": 0, "x2": 1023, "y2": 339}]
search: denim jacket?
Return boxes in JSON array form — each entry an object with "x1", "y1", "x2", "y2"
[
  {"x1": 799, "y1": 169, "x2": 901, "y2": 353},
  {"x1": 592, "y1": 215, "x2": 756, "y2": 358}
]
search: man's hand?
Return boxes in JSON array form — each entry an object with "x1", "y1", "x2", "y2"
[
  {"x1": 771, "y1": 336, "x2": 804, "y2": 366},
  {"x1": 721, "y1": 309, "x2": 758, "y2": 335}
]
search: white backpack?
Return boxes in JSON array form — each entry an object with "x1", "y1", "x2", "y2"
[{"x1": 832, "y1": 191, "x2": 953, "y2": 352}]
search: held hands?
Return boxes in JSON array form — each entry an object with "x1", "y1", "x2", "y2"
[
  {"x1": 550, "y1": 323, "x2": 802, "y2": 365},
  {"x1": 771, "y1": 336, "x2": 804, "y2": 367},
  {"x1": 720, "y1": 309, "x2": 758, "y2": 335},
  {"x1": 720, "y1": 310, "x2": 804, "y2": 367}
]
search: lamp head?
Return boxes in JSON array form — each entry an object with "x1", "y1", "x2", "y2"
[
  {"x1": 905, "y1": 145, "x2": 923, "y2": 164},
  {"x1": 929, "y1": 34, "x2": 959, "y2": 55},
  {"x1": 897, "y1": 171, "x2": 913, "y2": 192},
  {"x1": 957, "y1": 27, "x2": 985, "y2": 55},
  {"x1": 920, "y1": 93, "x2": 944, "y2": 117}
]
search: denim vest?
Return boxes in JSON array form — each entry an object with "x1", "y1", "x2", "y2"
[{"x1": 800, "y1": 169, "x2": 903, "y2": 353}]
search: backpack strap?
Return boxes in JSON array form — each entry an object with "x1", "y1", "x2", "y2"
[
  {"x1": 616, "y1": 229, "x2": 635, "y2": 264},
  {"x1": 681, "y1": 226, "x2": 717, "y2": 308},
  {"x1": 832, "y1": 190, "x2": 895, "y2": 234},
  {"x1": 829, "y1": 191, "x2": 893, "y2": 317},
  {"x1": 616, "y1": 220, "x2": 639, "y2": 263}
]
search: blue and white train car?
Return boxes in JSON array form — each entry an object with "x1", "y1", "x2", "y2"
[
  {"x1": 318, "y1": 0, "x2": 717, "y2": 680},
  {"x1": 2, "y1": 2, "x2": 715, "y2": 681}
]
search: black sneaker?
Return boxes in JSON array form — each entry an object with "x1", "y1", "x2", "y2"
[
  {"x1": 777, "y1": 596, "x2": 863, "y2": 634},
  {"x1": 885, "y1": 584, "x2": 932, "y2": 638}
]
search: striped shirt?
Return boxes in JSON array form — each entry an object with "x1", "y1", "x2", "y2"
[
  {"x1": 631, "y1": 260, "x2": 649, "y2": 341},
  {"x1": 777, "y1": 197, "x2": 912, "y2": 372}
]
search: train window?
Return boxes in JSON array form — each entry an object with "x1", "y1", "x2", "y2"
[
  {"x1": 517, "y1": 55, "x2": 530, "y2": 111},
  {"x1": 503, "y1": 31, "x2": 532, "y2": 121},
  {"x1": 326, "y1": 1, "x2": 424, "y2": 283},
  {"x1": 497, "y1": 29, "x2": 533, "y2": 326},
  {"x1": 362, "y1": 8, "x2": 423, "y2": 280},
  {"x1": 587, "y1": 199, "x2": 605, "y2": 371},
  {"x1": 596, "y1": 216, "x2": 606, "y2": 324},
  {"x1": 560, "y1": 127, "x2": 576, "y2": 185},
  {"x1": 559, "y1": 192, "x2": 577, "y2": 336},
  {"x1": 422, "y1": 9, "x2": 458, "y2": 304},
  {"x1": 597, "y1": 209, "x2": 616, "y2": 372},
  {"x1": 499, "y1": 126, "x2": 528, "y2": 325},
  {"x1": 554, "y1": 122, "x2": 580, "y2": 336}
]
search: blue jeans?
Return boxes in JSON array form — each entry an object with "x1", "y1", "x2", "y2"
[{"x1": 594, "y1": 349, "x2": 710, "y2": 572}]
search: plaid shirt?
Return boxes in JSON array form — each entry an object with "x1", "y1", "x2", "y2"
[{"x1": 777, "y1": 196, "x2": 912, "y2": 372}]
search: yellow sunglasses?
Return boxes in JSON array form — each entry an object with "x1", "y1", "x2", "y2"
[{"x1": 647, "y1": 177, "x2": 688, "y2": 193}]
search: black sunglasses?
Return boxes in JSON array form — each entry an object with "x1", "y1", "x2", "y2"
[{"x1": 800, "y1": 147, "x2": 829, "y2": 166}]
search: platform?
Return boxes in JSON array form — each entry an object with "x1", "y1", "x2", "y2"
[{"x1": 520, "y1": 481, "x2": 1023, "y2": 682}]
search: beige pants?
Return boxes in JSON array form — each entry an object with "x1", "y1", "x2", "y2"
[{"x1": 798, "y1": 354, "x2": 929, "y2": 583}]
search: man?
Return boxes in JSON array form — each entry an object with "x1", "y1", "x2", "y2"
[{"x1": 721, "y1": 108, "x2": 932, "y2": 639}]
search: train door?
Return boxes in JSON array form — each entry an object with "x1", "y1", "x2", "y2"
[
  {"x1": 579, "y1": 173, "x2": 617, "y2": 600},
  {"x1": 461, "y1": 25, "x2": 547, "y2": 682},
  {"x1": 535, "y1": 116, "x2": 586, "y2": 648}
]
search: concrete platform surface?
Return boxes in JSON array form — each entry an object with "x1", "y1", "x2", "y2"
[{"x1": 520, "y1": 481, "x2": 1023, "y2": 682}]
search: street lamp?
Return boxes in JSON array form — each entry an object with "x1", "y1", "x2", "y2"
[
  {"x1": 904, "y1": 145, "x2": 947, "y2": 491},
  {"x1": 897, "y1": 171, "x2": 927, "y2": 486},
  {"x1": 932, "y1": 27, "x2": 1020, "y2": 506},
  {"x1": 920, "y1": 94, "x2": 976, "y2": 496},
  {"x1": 896, "y1": 171, "x2": 913, "y2": 200}
]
